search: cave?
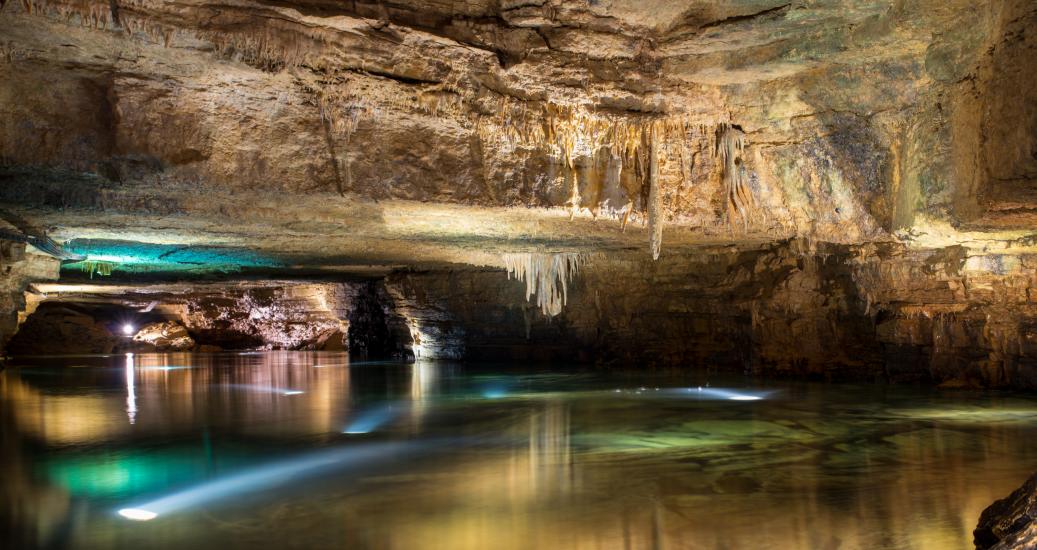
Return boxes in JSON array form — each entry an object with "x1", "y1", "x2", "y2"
[{"x1": 2, "y1": 1, "x2": 1037, "y2": 548}]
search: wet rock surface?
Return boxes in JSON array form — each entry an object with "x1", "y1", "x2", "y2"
[{"x1": 976, "y1": 473, "x2": 1037, "y2": 549}]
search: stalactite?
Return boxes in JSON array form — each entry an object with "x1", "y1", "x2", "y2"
[
  {"x1": 716, "y1": 123, "x2": 754, "y2": 231},
  {"x1": 309, "y1": 81, "x2": 378, "y2": 195},
  {"x1": 16, "y1": 0, "x2": 117, "y2": 29},
  {"x1": 647, "y1": 120, "x2": 663, "y2": 260},
  {"x1": 469, "y1": 100, "x2": 721, "y2": 223},
  {"x1": 81, "y1": 260, "x2": 114, "y2": 278},
  {"x1": 503, "y1": 252, "x2": 585, "y2": 317}
]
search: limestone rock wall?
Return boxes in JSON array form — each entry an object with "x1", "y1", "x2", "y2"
[
  {"x1": 389, "y1": 243, "x2": 1037, "y2": 387},
  {"x1": 1, "y1": 0, "x2": 1036, "y2": 387},
  {"x1": 0, "y1": 244, "x2": 60, "y2": 354}
]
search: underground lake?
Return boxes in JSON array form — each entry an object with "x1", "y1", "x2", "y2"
[{"x1": 5, "y1": 353, "x2": 1037, "y2": 549}]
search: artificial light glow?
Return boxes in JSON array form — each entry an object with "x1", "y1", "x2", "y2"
[
  {"x1": 223, "y1": 384, "x2": 304, "y2": 395},
  {"x1": 611, "y1": 387, "x2": 774, "y2": 401},
  {"x1": 115, "y1": 441, "x2": 421, "y2": 520},
  {"x1": 85, "y1": 254, "x2": 136, "y2": 264},
  {"x1": 118, "y1": 508, "x2": 157, "y2": 521},
  {"x1": 690, "y1": 387, "x2": 771, "y2": 401},
  {"x1": 343, "y1": 404, "x2": 399, "y2": 434},
  {"x1": 122, "y1": 323, "x2": 135, "y2": 336}
]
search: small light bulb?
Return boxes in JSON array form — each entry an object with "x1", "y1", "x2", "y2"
[{"x1": 122, "y1": 324, "x2": 135, "y2": 336}]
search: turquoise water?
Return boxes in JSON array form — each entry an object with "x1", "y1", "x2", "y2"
[{"x1": 2, "y1": 352, "x2": 1037, "y2": 549}]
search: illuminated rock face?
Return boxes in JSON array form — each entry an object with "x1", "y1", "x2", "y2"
[
  {"x1": 132, "y1": 321, "x2": 195, "y2": 351},
  {"x1": 9, "y1": 282, "x2": 413, "y2": 357},
  {"x1": 0, "y1": 246, "x2": 60, "y2": 352}
]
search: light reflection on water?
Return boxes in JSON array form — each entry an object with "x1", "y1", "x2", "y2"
[{"x1": 3, "y1": 352, "x2": 1037, "y2": 549}]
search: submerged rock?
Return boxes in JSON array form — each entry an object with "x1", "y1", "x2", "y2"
[{"x1": 975, "y1": 473, "x2": 1037, "y2": 549}]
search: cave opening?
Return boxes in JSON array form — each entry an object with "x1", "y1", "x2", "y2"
[{"x1": 6, "y1": 279, "x2": 416, "y2": 361}]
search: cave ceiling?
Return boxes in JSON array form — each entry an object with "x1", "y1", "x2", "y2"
[{"x1": 0, "y1": 0, "x2": 1035, "y2": 277}]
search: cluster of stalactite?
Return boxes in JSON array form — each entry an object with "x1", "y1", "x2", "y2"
[
  {"x1": 6, "y1": 0, "x2": 166, "y2": 45},
  {"x1": 309, "y1": 81, "x2": 380, "y2": 196},
  {"x1": 502, "y1": 252, "x2": 586, "y2": 317},
  {"x1": 79, "y1": 260, "x2": 113, "y2": 278},
  {"x1": 474, "y1": 101, "x2": 740, "y2": 259},
  {"x1": 11, "y1": 0, "x2": 115, "y2": 29},
  {"x1": 4, "y1": 0, "x2": 335, "y2": 61},
  {"x1": 715, "y1": 123, "x2": 754, "y2": 230},
  {"x1": 309, "y1": 77, "x2": 704, "y2": 256}
]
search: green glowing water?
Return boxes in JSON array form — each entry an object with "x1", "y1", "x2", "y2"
[
  {"x1": 3, "y1": 352, "x2": 1036, "y2": 549},
  {"x1": 60, "y1": 239, "x2": 282, "y2": 277}
]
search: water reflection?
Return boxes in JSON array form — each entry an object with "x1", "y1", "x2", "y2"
[
  {"x1": 125, "y1": 354, "x2": 136, "y2": 425},
  {"x1": 1, "y1": 353, "x2": 1037, "y2": 549}
]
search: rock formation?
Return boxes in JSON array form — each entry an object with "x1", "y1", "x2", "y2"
[
  {"x1": 131, "y1": 321, "x2": 195, "y2": 351},
  {"x1": 976, "y1": 473, "x2": 1037, "y2": 549}
]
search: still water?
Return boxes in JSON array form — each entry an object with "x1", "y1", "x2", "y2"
[{"x1": 2, "y1": 352, "x2": 1036, "y2": 549}]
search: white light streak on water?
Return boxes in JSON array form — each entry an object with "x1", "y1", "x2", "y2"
[
  {"x1": 125, "y1": 354, "x2": 136, "y2": 424},
  {"x1": 116, "y1": 441, "x2": 424, "y2": 521}
]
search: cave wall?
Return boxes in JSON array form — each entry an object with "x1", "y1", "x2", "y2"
[
  {"x1": 389, "y1": 243, "x2": 1037, "y2": 387},
  {"x1": 7, "y1": 303, "x2": 122, "y2": 355},
  {"x1": 950, "y1": 0, "x2": 1037, "y2": 224},
  {"x1": 172, "y1": 283, "x2": 350, "y2": 350},
  {"x1": 0, "y1": 244, "x2": 60, "y2": 354}
]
